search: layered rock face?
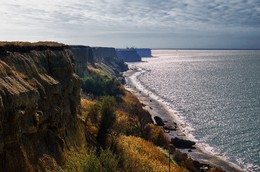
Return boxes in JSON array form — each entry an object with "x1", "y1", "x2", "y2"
[
  {"x1": 70, "y1": 46, "x2": 93, "y2": 77},
  {"x1": 70, "y1": 46, "x2": 128, "y2": 77},
  {"x1": 91, "y1": 47, "x2": 118, "y2": 61},
  {"x1": 92, "y1": 47, "x2": 128, "y2": 75},
  {"x1": 0, "y1": 44, "x2": 81, "y2": 171}
]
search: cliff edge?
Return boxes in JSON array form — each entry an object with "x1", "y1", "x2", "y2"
[{"x1": 0, "y1": 42, "x2": 83, "y2": 171}]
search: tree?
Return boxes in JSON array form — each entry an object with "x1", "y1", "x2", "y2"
[{"x1": 97, "y1": 96, "x2": 116, "y2": 148}]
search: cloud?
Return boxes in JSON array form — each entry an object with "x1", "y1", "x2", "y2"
[
  {"x1": 0, "y1": 0, "x2": 259, "y2": 48},
  {"x1": 2, "y1": 0, "x2": 259, "y2": 29}
]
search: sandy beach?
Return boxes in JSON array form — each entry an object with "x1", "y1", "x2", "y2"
[{"x1": 123, "y1": 65, "x2": 244, "y2": 172}]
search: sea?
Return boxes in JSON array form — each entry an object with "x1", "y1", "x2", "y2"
[{"x1": 132, "y1": 50, "x2": 260, "y2": 171}]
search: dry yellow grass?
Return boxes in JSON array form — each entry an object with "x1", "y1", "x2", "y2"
[
  {"x1": 87, "y1": 64, "x2": 111, "y2": 77},
  {"x1": 122, "y1": 89, "x2": 139, "y2": 105},
  {"x1": 116, "y1": 135, "x2": 188, "y2": 172},
  {"x1": 80, "y1": 98, "x2": 95, "y2": 114},
  {"x1": 61, "y1": 149, "x2": 89, "y2": 172}
]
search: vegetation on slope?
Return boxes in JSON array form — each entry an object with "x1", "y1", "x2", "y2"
[
  {"x1": 115, "y1": 135, "x2": 187, "y2": 172},
  {"x1": 63, "y1": 62, "x2": 224, "y2": 172},
  {"x1": 81, "y1": 75, "x2": 123, "y2": 97},
  {"x1": 58, "y1": 61, "x2": 188, "y2": 171}
]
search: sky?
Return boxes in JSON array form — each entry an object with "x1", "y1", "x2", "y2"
[{"x1": 0, "y1": 0, "x2": 260, "y2": 49}]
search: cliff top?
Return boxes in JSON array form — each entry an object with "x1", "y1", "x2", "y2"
[{"x1": 0, "y1": 41, "x2": 68, "y2": 54}]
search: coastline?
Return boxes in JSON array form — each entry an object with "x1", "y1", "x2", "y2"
[{"x1": 123, "y1": 64, "x2": 244, "y2": 172}]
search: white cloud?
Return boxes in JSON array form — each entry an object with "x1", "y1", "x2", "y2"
[{"x1": 0, "y1": 0, "x2": 259, "y2": 48}]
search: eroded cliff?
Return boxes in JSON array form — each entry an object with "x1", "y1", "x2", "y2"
[
  {"x1": 70, "y1": 46, "x2": 128, "y2": 77},
  {"x1": 0, "y1": 42, "x2": 84, "y2": 172},
  {"x1": 116, "y1": 49, "x2": 142, "y2": 62}
]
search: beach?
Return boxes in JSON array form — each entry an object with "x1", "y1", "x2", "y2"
[{"x1": 123, "y1": 64, "x2": 244, "y2": 172}]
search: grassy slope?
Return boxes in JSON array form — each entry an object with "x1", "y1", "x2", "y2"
[
  {"x1": 58, "y1": 62, "x2": 188, "y2": 171},
  {"x1": 62, "y1": 93, "x2": 188, "y2": 172}
]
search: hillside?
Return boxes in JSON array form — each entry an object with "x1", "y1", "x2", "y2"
[{"x1": 0, "y1": 42, "x2": 224, "y2": 172}]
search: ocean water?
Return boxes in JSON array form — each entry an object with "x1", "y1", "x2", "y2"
[{"x1": 133, "y1": 50, "x2": 260, "y2": 171}]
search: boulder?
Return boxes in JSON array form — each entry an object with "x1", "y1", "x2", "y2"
[
  {"x1": 171, "y1": 137, "x2": 196, "y2": 149},
  {"x1": 154, "y1": 116, "x2": 165, "y2": 126}
]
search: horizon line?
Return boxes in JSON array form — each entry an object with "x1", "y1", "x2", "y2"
[{"x1": 152, "y1": 48, "x2": 260, "y2": 50}]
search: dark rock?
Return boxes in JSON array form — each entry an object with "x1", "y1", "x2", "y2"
[
  {"x1": 154, "y1": 116, "x2": 165, "y2": 126},
  {"x1": 193, "y1": 160, "x2": 211, "y2": 172},
  {"x1": 171, "y1": 137, "x2": 196, "y2": 149},
  {"x1": 163, "y1": 124, "x2": 176, "y2": 131}
]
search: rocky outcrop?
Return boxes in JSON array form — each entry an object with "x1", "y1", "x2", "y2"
[
  {"x1": 116, "y1": 49, "x2": 142, "y2": 62},
  {"x1": 154, "y1": 116, "x2": 165, "y2": 126},
  {"x1": 0, "y1": 43, "x2": 83, "y2": 172},
  {"x1": 171, "y1": 137, "x2": 196, "y2": 149}
]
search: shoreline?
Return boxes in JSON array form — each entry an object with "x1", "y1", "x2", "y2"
[{"x1": 123, "y1": 65, "x2": 243, "y2": 172}]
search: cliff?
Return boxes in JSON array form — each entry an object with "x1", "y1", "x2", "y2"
[
  {"x1": 135, "y1": 48, "x2": 152, "y2": 57},
  {"x1": 116, "y1": 49, "x2": 142, "y2": 62},
  {"x1": 70, "y1": 46, "x2": 128, "y2": 77},
  {"x1": 91, "y1": 47, "x2": 118, "y2": 61},
  {"x1": 0, "y1": 42, "x2": 84, "y2": 171},
  {"x1": 0, "y1": 42, "x2": 216, "y2": 172},
  {"x1": 70, "y1": 46, "x2": 94, "y2": 77}
]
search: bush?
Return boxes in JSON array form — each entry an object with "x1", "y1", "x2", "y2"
[
  {"x1": 61, "y1": 149, "x2": 89, "y2": 172},
  {"x1": 97, "y1": 96, "x2": 116, "y2": 148},
  {"x1": 114, "y1": 110, "x2": 142, "y2": 137},
  {"x1": 99, "y1": 149, "x2": 119, "y2": 172},
  {"x1": 144, "y1": 124, "x2": 169, "y2": 148},
  {"x1": 84, "y1": 149, "x2": 102, "y2": 172},
  {"x1": 87, "y1": 103, "x2": 101, "y2": 125},
  {"x1": 173, "y1": 150, "x2": 197, "y2": 172},
  {"x1": 81, "y1": 75, "x2": 123, "y2": 97},
  {"x1": 83, "y1": 148, "x2": 119, "y2": 172}
]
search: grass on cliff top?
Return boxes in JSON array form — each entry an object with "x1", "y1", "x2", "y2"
[{"x1": 0, "y1": 41, "x2": 65, "y2": 47}]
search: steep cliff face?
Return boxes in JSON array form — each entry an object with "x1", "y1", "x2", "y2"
[
  {"x1": 0, "y1": 43, "x2": 83, "y2": 172},
  {"x1": 91, "y1": 47, "x2": 117, "y2": 61},
  {"x1": 116, "y1": 49, "x2": 142, "y2": 62},
  {"x1": 70, "y1": 46, "x2": 128, "y2": 77},
  {"x1": 135, "y1": 48, "x2": 152, "y2": 57},
  {"x1": 70, "y1": 46, "x2": 93, "y2": 77}
]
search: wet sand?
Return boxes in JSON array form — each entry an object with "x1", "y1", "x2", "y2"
[{"x1": 123, "y1": 65, "x2": 243, "y2": 172}]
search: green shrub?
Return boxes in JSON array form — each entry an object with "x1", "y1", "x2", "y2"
[
  {"x1": 81, "y1": 75, "x2": 123, "y2": 97},
  {"x1": 83, "y1": 148, "x2": 119, "y2": 172},
  {"x1": 99, "y1": 149, "x2": 119, "y2": 172},
  {"x1": 84, "y1": 149, "x2": 102, "y2": 172}
]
